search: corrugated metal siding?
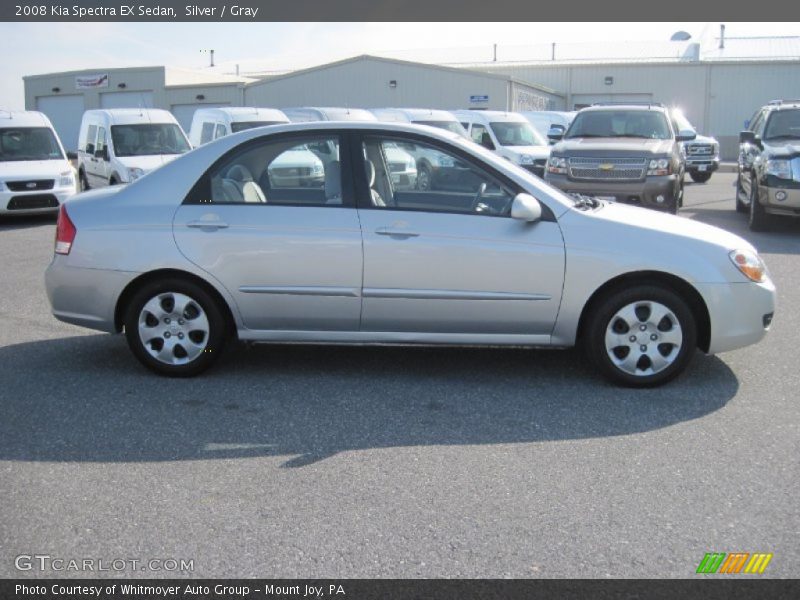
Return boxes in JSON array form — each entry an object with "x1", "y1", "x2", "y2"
[
  {"x1": 245, "y1": 59, "x2": 512, "y2": 111},
  {"x1": 707, "y1": 63, "x2": 800, "y2": 159}
]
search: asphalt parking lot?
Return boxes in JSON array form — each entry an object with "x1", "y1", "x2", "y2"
[{"x1": 1, "y1": 172, "x2": 798, "y2": 579}]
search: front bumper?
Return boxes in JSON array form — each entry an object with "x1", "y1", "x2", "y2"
[
  {"x1": 45, "y1": 257, "x2": 138, "y2": 333},
  {"x1": 0, "y1": 187, "x2": 76, "y2": 215},
  {"x1": 545, "y1": 172, "x2": 678, "y2": 209},
  {"x1": 760, "y1": 180, "x2": 800, "y2": 216},
  {"x1": 685, "y1": 157, "x2": 720, "y2": 173},
  {"x1": 696, "y1": 278, "x2": 776, "y2": 354}
]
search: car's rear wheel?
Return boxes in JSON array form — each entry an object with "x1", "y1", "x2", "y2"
[
  {"x1": 690, "y1": 171, "x2": 712, "y2": 183},
  {"x1": 124, "y1": 279, "x2": 227, "y2": 377},
  {"x1": 79, "y1": 170, "x2": 90, "y2": 191},
  {"x1": 585, "y1": 285, "x2": 696, "y2": 387},
  {"x1": 748, "y1": 179, "x2": 771, "y2": 231}
]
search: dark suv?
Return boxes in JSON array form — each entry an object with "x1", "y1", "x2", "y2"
[
  {"x1": 736, "y1": 99, "x2": 800, "y2": 231},
  {"x1": 544, "y1": 103, "x2": 695, "y2": 214}
]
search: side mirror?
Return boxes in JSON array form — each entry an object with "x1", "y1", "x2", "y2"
[
  {"x1": 95, "y1": 147, "x2": 108, "y2": 161},
  {"x1": 511, "y1": 193, "x2": 542, "y2": 222},
  {"x1": 675, "y1": 129, "x2": 696, "y2": 142},
  {"x1": 66, "y1": 151, "x2": 77, "y2": 160},
  {"x1": 547, "y1": 125, "x2": 565, "y2": 142},
  {"x1": 480, "y1": 132, "x2": 495, "y2": 150},
  {"x1": 85, "y1": 143, "x2": 95, "y2": 155},
  {"x1": 740, "y1": 130, "x2": 756, "y2": 145}
]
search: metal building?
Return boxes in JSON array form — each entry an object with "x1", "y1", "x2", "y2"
[
  {"x1": 24, "y1": 66, "x2": 253, "y2": 150},
  {"x1": 243, "y1": 55, "x2": 563, "y2": 114}
]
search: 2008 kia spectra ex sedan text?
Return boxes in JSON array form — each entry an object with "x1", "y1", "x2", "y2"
[{"x1": 45, "y1": 121, "x2": 776, "y2": 387}]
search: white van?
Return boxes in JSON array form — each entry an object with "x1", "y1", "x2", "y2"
[
  {"x1": 188, "y1": 107, "x2": 290, "y2": 147},
  {"x1": 282, "y1": 107, "x2": 417, "y2": 189},
  {"x1": 0, "y1": 110, "x2": 78, "y2": 216},
  {"x1": 519, "y1": 111, "x2": 576, "y2": 142},
  {"x1": 451, "y1": 110, "x2": 550, "y2": 178},
  {"x1": 368, "y1": 108, "x2": 468, "y2": 137},
  {"x1": 369, "y1": 108, "x2": 473, "y2": 191},
  {"x1": 77, "y1": 108, "x2": 190, "y2": 190},
  {"x1": 282, "y1": 107, "x2": 378, "y2": 123}
]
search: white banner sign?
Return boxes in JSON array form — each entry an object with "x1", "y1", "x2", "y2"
[{"x1": 75, "y1": 74, "x2": 109, "y2": 89}]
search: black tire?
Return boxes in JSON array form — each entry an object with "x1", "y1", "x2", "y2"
[
  {"x1": 416, "y1": 164, "x2": 432, "y2": 191},
  {"x1": 124, "y1": 278, "x2": 227, "y2": 377},
  {"x1": 748, "y1": 179, "x2": 771, "y2": 232},
  {"x1": 79, "y1": 169, "x2": 90, "y2": 191},
  {"x1": 109, "y1": 177, "x2": 119, "y2": 186},
  {"x1": 584, "y1": 284, "x2": 697, "y2": 387},
  {"x1": 689, "y1": 171, "x2": 712, "y2": 184},
  {"x1": 664, "y1": 190, "x2": 679, "y2": 215},
  {"x1": 735, "y1": 175, "x2": 748, "y2": 214}
]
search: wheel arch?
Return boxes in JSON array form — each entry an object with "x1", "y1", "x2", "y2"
[
  {"x1": 575, "y1": 270, "x2": 711, "y2": 353},
  {"x1": 114, "y1": 268, "x2": 238, "y2": 339}
]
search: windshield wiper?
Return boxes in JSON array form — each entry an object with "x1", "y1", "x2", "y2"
[
  {"x1": 566, "y1": 134, "x2": 607, "y2": 138},
  {"x1": 615, "y1": 134, "x2": 653, "y2": 138},
  {"x1": 763, "y1": 134, "x2": 800, "y2": 141}
]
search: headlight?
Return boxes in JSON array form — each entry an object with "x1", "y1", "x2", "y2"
[
  {"x1": 437, "y1": 156, "x2": 455, "y2": 168},
  {"x1": 406, "y1": 157, "x2": 416, "y2": 170},
  {"x1": 729, "y1": 249, "x2": 768, "y2": 283},
  {"x1": 58, "y1": 171, "x2": 74, "y2": 187},
  {"x1": 647, "y1": 158, "x2": 671, "y2": 176},
  {"x1": 311, "y1": 163, "x2": 324, "y2": 176},
  {"x1": 547, "y1": 156, "x2": 567, "y2": 174},
  {"x1": 127, "y1": 167, "x2": 145, "y2": 181},
  {"x1": 518, "y1": 154, "x2": 534, "y2": 165},
  {"x1": 765, "y1": 158, "x2": 792, "y2": 180}
]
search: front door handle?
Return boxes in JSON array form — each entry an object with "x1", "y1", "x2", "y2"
[
  {"x1": 187, "y1": 220, "x2": 229, "y2": 230},
  {"x1": 375, "y1": 227, "x2": 419, "y2": 238}
]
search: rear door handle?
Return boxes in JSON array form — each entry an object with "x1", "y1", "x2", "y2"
[
  {"x1": 187, "y1": 220, "x2": 229, "y2": 230},
  {"x1": 375, "y1": 227, "x2": 419, "y2": 238}
]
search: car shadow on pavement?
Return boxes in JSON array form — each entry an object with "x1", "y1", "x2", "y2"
[
  {"x1": 683, "y1": 201, "x2": 800, "y2": 256},
  {"x1": 0, "y1": 335, "x2": 739, "y2": 467},
  {"x1": 0, "y1": 214, "x2": 57, "y2": 231}
]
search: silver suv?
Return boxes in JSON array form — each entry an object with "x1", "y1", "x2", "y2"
[{"x1": 545, "y1": 103, "x2": 696, "y2": 214}]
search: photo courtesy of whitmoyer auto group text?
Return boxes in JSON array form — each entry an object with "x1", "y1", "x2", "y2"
[{"x1": 0, "y1": 1, "x2": 798, "y2": 599}]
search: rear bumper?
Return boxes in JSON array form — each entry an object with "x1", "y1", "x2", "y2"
[
  {"x1": 696, "y1": 279, "x2": 776, "y2": 354},
  {"x1": 45, "y1": 257, "x2": 138, "y2": 333},
  {"x1": 545, "y1": 172, "x2": 678, "y2": 208}
]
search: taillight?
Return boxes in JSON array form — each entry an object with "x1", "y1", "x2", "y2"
[{"x1": 55, "y1": 204, "x2": 76, "y2": 255}]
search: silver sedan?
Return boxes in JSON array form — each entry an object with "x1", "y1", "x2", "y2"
[{"x1": 46, "y1": 122, "x2": 775, "y2": 386}]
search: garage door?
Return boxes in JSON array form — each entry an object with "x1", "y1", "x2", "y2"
[
  {"x1": 35, "y1": 94, "x2": 85, "y2": 153},
  {"x1": 99, "y1": 91, "x2": 155, "y2": 110},
  {"x1": 171, "y1": 103, "x2": 229, "y2": 133}
]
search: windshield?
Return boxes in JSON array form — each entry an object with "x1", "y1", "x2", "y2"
[
  {"x1": 415, "y1": 120, "x2": 468, "y2": 137},
  {"x1": 0, "y1": 127, "x2": 64, "y2": 162},
  {"x1": 110, "y1": 124, "x2": 190, "y2": 157},
  {"x1": 490, "y1": 121, "x2": 546, "y2": 146},
  {"x1": 230, "y1": 121, "x2": 285, "y2": 133},
  {"x1": 764, "y1": 109, "x2": 800, "y2": 140},
  {"x1": 566, "y1": 110, "x2": 672, "y2": 140}
]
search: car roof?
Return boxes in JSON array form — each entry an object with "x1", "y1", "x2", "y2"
[
  {"x1": 0, "y1": 110, "x2": 53, "y2": 128},
  {"x1": 369, "y1": 108, "x2": 460, "y2": 122},
  {"x1": 195, "y1": 107, "x2": 289, "y2": 122},
  {"x1": 580, "y1": 104, "x2": 667, "y2": 113},
  {"x1": 83, "y1": 108, "x2": 179, "y2": 125},
  {"x1": 282, "y1": 107, "x2": 377, "y2": 122},
  {"x1": 453, "y1": 110, "x2": 528, "y2": 123}
]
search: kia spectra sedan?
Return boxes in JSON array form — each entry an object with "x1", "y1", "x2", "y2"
[{"x1": 45, "y1": 122, "x2": 775, "y2": 387}]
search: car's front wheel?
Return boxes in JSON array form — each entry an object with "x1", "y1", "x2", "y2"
[
  {"x1": 585, "y1": 285, "x2": 697, "y2": 387},
  {"x1": 748, "y1": 179, "x2": 772, "y2": 231},
  {"x1": 735, "y1": 175, "x2": 748, "y2": 214},
  {"x1": 124, "y1": 279, "x2": 227, "y2": 376}
]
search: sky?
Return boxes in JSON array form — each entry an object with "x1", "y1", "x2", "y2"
[{"x1": 1, "y1": 21, "x2": 798, "y2": 109}]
